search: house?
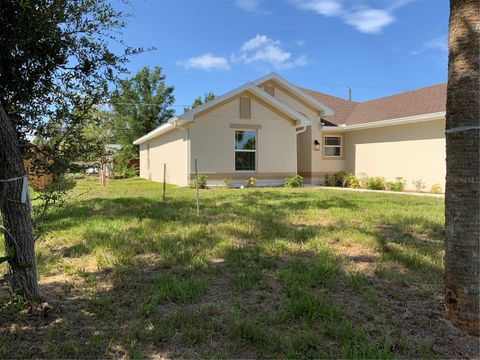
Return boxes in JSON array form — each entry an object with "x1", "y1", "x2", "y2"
[{"x1": 133, "y1": 73, "x2": 446, "y2": 189}]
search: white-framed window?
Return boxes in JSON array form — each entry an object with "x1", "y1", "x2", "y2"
[
  {"x1": 324, "y1": 136, "x2": 342, "y2": 157},
  {"x1": 235, "y1": 130, "x2": 256, "y2": 171}
]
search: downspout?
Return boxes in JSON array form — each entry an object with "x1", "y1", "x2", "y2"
[
  {"x1": 295, "y1": 121, "x2": 310, "y2": 178},
  {"x1": 174, "y1": 119, "x2": 190, "y2": 186},
  {"x1": 295, "y1": 125, "x2": 308, "y2": 135}
]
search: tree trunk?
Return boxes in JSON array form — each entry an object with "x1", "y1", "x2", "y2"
[
  {"x1": 0, "y1": 101, "x2": 40, "y2": 300},
  {"x1": 445, "y1": 0, "x2": 480, "y2": 335}
]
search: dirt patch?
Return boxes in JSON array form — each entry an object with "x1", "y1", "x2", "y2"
[
  {"x1": 333, "y1": 255, "x2": 479, "y2": 360},
  {"x1": 332, "y1": 242, "x2": 379, "y2": 273},
  {"x1": 288, "y1": 218, "x2": 336, "y2": 230},
  {"x1": 233, "y1": 238, "x2": 260, "y2": 246}
]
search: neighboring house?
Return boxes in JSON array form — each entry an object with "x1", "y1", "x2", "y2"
[{"x1": 133, "y1": 73, "x2": 446, "y2": 189}]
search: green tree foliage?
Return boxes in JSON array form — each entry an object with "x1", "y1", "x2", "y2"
[
  {"x1": 110, "y1": 66, "x2": 175, "y2": 155},
  {"x1": 184, "y1": 92, "x2": 215, "y2": 112},
  {"x1": 0, "y1": 0, "x2": 137, "y2": 299}
]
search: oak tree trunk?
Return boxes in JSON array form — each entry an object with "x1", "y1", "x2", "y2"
[
  {"x1": 445, "y1": 0, "x2": 480, "y2": 335},
  {"x1": 0, "y1": 101, "x2": 40, "y2": 300}
]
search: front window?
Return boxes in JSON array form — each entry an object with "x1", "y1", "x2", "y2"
[
  {"x1": 235, "y1": 130, "x2": 256, "y2": 171},
  {"x1": 324, "y1": 136, "x2": 342, "y2": 157}
]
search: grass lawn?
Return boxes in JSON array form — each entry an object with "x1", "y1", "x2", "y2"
[{"x1": 0, "y1": 178, "x2": 478, "y2": 358}]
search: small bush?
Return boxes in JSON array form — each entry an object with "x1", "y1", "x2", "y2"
[
  {"x1": 347, "y1": 175, "x2": 360, "y2": 189},
  {"x1": 284, "y1": 175, "x2": 304, "y2": 188},
  {"x1": 68, "y1": 172, "x2": 86, "y2": 180},
  {"x1": 246, "y1": 177, "x2": 256, "y2": 188},
  {"x1": 224, "y1": 178, "x2": 232, "y2": 189},
  {"x1": 412, "y1": 179, "x2": 426, "y2": 192},
  {"x1": 189, "y1": 174, "x2": 208, "y2": 189},
  {"x1": 386, "y1": 177, "x2": 407, "y2": 192},
  {"x1": 430, "y1": 183, "x2": 443, "y2": 194},
  {"x1": 325, "y1": 172, "x2": 360, "y2": 188},
  {"x1": 365, "y1": 177, "x2": 386, "y2": 190},
  {"x1": 324, "y1": 173, "x2": 337, "y2": 187}
]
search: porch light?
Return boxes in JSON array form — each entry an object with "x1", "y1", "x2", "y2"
[{"x1": 314, "y1": 140, "x2": 321, "y2": 151}]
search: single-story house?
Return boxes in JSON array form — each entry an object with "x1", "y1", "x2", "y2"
[{"x1": 133, "y1": 73, "x2": 446, "y2": 189}]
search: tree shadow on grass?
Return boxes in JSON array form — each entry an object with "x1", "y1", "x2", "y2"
[
  {"x1": 6, "y1": 185, "x2": 475, "y2": 358},
  {"x1": 357, "y1": 218, "x2": 445, "y2": 277},
  {"x1": 2, "y1": 207, "x2": 478, "y2": 358}
]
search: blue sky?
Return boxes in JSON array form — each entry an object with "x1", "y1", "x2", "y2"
[{"x1": 116, "y1": 0, "x2": 448, "y2": 112}]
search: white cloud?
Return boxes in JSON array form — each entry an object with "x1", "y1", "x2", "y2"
[
  {"x1": 176, "y1": 53, "x2": 230, "y2": 71},
  {"x1": 240, "y1": 34, "x2": 279, "y2": 52},
  {"x1": 234, "y1": 0, "x2": 268, "y2": 13},
  {"x1": 411, "y1": 35, "x2": 448, "y2": 55},
  {"x1": 295, "y1": 0, "x2": 343, "y2": 16},
  {"x1": 291, "y1": 0, "x2": 412, "y2": 34},
  {"x1": 234, "y1": 34, "x2": 309, "y2": 69},
  {"x1": 296, "y1": 39, "x2": 307, "y2": 46},
  {"x1": 177, "y1": 35, "x2": 308, "y2": 72},
  {"x1": 343, "y1": 8, "x2": 395, "y2": 34}
]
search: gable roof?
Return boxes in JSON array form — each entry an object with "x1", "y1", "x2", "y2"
[
  {"x1": 303, "y1": 83, "x2": 447, "y2": 126},
  {"x1": 134, "y1": 76, "x2": 447, "y2": 145},
  {"x1": 180, "y1": 83, "x2": 312, "y2": 126},
  {"x1": 254, "y1": 73, "x2": 334, "y2": 116},
  {"x1": 133, "y1": 79, "x2": 313, "y2": 145}
]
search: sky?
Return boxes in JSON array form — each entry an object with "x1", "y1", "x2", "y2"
[{"x1": 114, "y1": 0, "x2": 449, "y2": 112}]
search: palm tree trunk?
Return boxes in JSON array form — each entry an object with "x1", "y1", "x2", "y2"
[
  {"x1": 0, "y1": 101, "x2": 40, "y2": 300},
  {"x1": 445, "y1": 0, "x2": 480, "y2": 335}
]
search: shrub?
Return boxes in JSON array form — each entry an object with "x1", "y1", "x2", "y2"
[
  {"x1": 347, "y1": 174, "x2": 360, "y2": 189},
  {"x1": 365, "y1": 176, "x2": 386, "y2": 190},
  {"x1": 324, "y1": 173, "x2": 337, "y2": 187},
  {"x1": 325, "y1": 171, "x2": 359, "y2": 188},
  {"x1": 430, "y1": 183, "x2": 443, "y2": 194},
  {"x1": 386, "y1": 177, "x2": 407, "y2": 192},
  {"x1": 224, "y1": 178, "x2": 232, "y2": 189},
  {"x1": 69, "y1": 172, "x2": 86, "y2": 180},
  {"x1": 284, "y1": 175, "x2": 304, "y2": 188},
  {"x1": 412, "y1": 179, "x2": 426, "y2": 192},
  {"x1": 189, "y1": 174, "x2": 208, "y2": 189},
  {"x1": 246, "y1": 177, "x2": 256, "y2": 188}
]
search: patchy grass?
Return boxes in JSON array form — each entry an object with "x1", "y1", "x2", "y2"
[{"x1": 0, "y1": 178, "x2": 478, "y2": 359}]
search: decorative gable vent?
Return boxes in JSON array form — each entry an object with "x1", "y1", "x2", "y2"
[
  {"x1": 240, "y1": 95, "x2": 251, "y2": 119},
  {"x1": 265, "y1": 84, "x2": 275, "y2": 97}
]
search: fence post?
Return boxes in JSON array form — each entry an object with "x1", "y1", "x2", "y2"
[
  {"x1": 195, "y1": 158, "x2": 200, "y2": 217},
  {"x1": 163, "y1": 163, "x2": 166, "y2": 202}
]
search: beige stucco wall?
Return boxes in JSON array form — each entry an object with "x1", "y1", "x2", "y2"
[
  {"x1": 139, "y1": 128, "x2": 189, "y2": 186},
  {"x1": 189, "y1": 95, "x2": 298, "y2": 185},
  {"x1": 303, "y1": 122, "x2": 345, "y2": 184},
  {"x1": 345, "y1": 119, "x2": 446, "y2": 189},
  {"x1": 271, "y1": 87, "x2": 319, "y2": 122},
  {"x1": 297, "y1": 126, "x2": 312, "y2": 173}
]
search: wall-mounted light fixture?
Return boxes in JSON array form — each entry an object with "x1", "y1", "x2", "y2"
[{"x1": 314, "y1": 140, "x2": 321, "y2": 151}]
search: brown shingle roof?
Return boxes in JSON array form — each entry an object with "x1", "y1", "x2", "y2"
[
  {"x1": 302, "y1": 83, "x2": 447, "y2": 126},
  {"x1": 301, "y1": 87, "x2": 358, "y2": 124}
]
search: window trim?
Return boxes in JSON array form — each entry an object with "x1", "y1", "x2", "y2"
[
  {"x1": 234, "y1": 129, "x2": 257, "y2": 172},
  {"x1": 322, "y1": 134, "x2": 344, "y2": 160}
]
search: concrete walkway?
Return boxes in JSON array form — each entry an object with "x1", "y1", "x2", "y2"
[{"x1": 304, "y1": 184, "x2": 445, "y2": 198}]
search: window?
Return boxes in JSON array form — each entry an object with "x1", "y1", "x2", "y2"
[
  {"x1": 324, "y1": 136, "x2": 342, "y2": 157},
  {"x1": 235, "y1": 130, "x2": 256, "y2": 171}
]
